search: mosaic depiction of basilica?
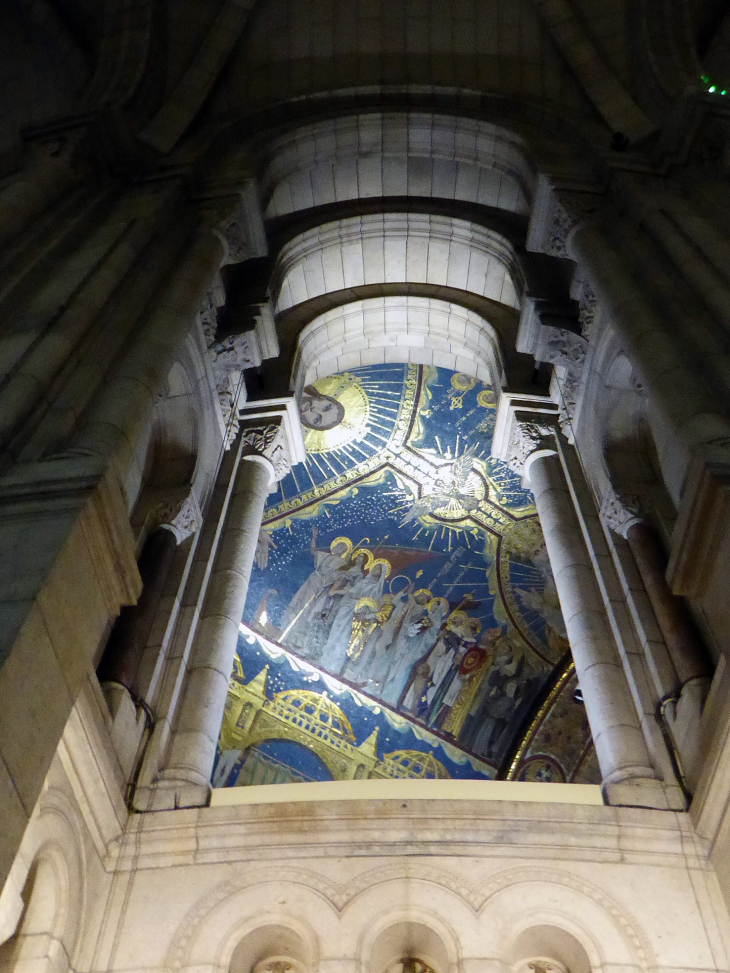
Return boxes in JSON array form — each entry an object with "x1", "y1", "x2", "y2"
[{"x1": 214, "y1": 364, "x2": 600, "y2": 788}]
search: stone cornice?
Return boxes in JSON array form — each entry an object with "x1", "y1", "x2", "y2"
[{"x1": 108, "y1": 797, "x2": 707, "y2": 872}]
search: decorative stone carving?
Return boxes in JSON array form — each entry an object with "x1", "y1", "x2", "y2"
[
  {"x1": 578, "y1": 282, "x2": 598, "y2": 338},
  {"x1": 152, "y1": 492, "x2": 202, "y2": 544},
  {"x1": 506, "y1": 420, "x2": 555, "y2": 475},
  {"x1": 535, "y1": 327, "x2": 588, "y2": 438},
  {"x1": 540, "y1": 329, "x2": 587, "y2": 369},
  {"x1": 602, "y1": 490, "x2": 644, "y2": 538},
  {"x1": 198, "y1": 280, "x2": 279, "y2": 449},
  {"x1": 218, "y1": 182, "x2": 268, "y2": 266},
  {"x1": 544, "y1": 201, "x2": 572, "y2": 258},
  {"x1": 253, "y1": 959, "x2": 303, "y2": 973},
  {"x1": 242, "y1": 421, "x2": 292, "y2": 481}
]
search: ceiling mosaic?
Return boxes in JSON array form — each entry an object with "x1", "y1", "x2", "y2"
[{"x1": 214, "y1": 363, "x2": 599, "y2": 788}]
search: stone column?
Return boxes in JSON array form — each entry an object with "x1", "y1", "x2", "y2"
[
  {"x1": 159, "y1": 401, "x2": 305, "y2": 805},
  {"x1": 497, "y1": 408, "x2": 665, "y2": 806},
  {"x1": 525, "y1": 450, "x2": 661, "y2": 803},
  {"x1": 604, "y1": 492, "x2": 712, "y2": 790},
  {"x1": 97, "y1": 493, "x2": 200, "y2": 697}
]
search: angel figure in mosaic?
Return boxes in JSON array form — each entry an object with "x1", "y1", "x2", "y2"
[
  {"x1": 320, "y1": 554, "x2": 389, "y2": 675},
  {"x1": 427, "y1": 614, "x2": 482, "y2": 731},
  {"x1": 462, "y1": 635, "x2": 539, "y2": 759},
  {"x1": 358, "y1": 582, "x2": 414, "y2": 693},
  {"x1": 279, "y1": 529, "x2": 354, "y2": 656},
  {"x1": 381, "y1": 593, "x2": 449, "y2": 707}
]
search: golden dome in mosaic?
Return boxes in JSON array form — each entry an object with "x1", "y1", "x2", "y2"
[
  {"x1": 383, "y1": 751, "x2": 450, "y2": 779},
  {"x1": 274, "y1": 689, "x2": 356, "y2": 742}
]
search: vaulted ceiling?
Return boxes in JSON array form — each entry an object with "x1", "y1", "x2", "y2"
[{"x1": 0, "y1": 0, "x2": 718, "y2": 160}]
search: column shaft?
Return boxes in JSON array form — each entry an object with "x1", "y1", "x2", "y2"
[
  {"x1": 97, "y1": 528, "x2": 178, "y2": 697},
  {"x1": 626, "y1": 522, "x2": 711, "y2": 685},
  {"x1": 528, "y1": 453, "x2": 659, "y2": 797},
  {"x1": 165, "y1": 453, "x2": 271, "y2": 788}
]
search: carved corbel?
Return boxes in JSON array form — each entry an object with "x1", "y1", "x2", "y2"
[
  {"x1": 527, "y1": 176, "x2": 604, "y2": 259},
  {"x1": 217, "y1": 181, "x2": 267, "y2": 266},
  {"x1": 516, "y1": 296, "x2": 588, "y2": 440}
]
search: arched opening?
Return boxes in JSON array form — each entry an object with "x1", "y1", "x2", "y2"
[
  {"x1": 508, "y1": 924, "x2": 592, "y2": 973},
  {"x1": 369, "y1": 921, "x2": 451, "y2": 973},
  {"x1": 229, "y1": 924, "x2": 313, "y2": 973},
  {"x1": 0, "y1": 856, "x2": 65, "y2": 973}
]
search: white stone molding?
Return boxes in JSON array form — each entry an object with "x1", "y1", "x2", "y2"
[
  {"x1": 261, "y1": 113, "x2": 531, "y2": 219},
  {"x1": 601, "y1": 491, "x2": 645, "y2": 538},
  {"x1": 295, "y1": 296, "x2": 506, "y2": 391},
  {"x1": 274, "y1": 214, "x2": 521, "y2": 313}
]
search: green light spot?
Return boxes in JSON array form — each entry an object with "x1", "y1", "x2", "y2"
[{"x1": 709, "y1": 86, "x2": 717, "y2": 92}]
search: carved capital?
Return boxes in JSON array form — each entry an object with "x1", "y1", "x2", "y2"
[
  {"x1": 491, "y1": 393, "x2": 560, "y2": 479},
  {"x1": 527, "y1": 176, "x2": 603, "y2": 258},
  {"x1": 238, "y1": 398, "x2": 307, "y2": 485},
  {"x1": 151, "y1": 491, "x2": 202, "y2": 544},
  {"x1": 506, "y1": 419, "x2": 556, "y2": 476},
  {"x1": 601, "y1": 490, "x2": 644, "y2": 538}
]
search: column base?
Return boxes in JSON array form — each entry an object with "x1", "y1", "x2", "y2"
[
  {"x1": 666, "y1": 677, "x2": 712, "y2": 795},
  {"x1": 132, "y1": 778, "x2": 211, "y2": 811},
  {"x1": 602, "y1": 775, "x2": 675, "y2": 809},
  {"x1": 101, "y1": 681, "x2": 147, "y2": 781}
]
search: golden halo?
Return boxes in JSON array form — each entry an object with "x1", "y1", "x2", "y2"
[
  {"x1": 371, "y1": 557, "x2": 391, "y2": 578},
  {"x1": 352, "y1": 547, "x2": 374, "y2": 571},
  {"x1": 330, "y1": 536, "x2": 353, "y2": 555},
  {"x1": 451, "y1": 373, "x2": 476, "y2": 391},
  {"x1": 477, "y1": 388, "x2": 495, "y2": 408},
  {"x1": 414, "y1": 588, "x2": 433, "y2": 601},
  {"x1": 447, "y1": 609, "x2": 468, "y2": 627},
  {"x1": 428, "y1": 597, "x2": 449, "y2": 613}
]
